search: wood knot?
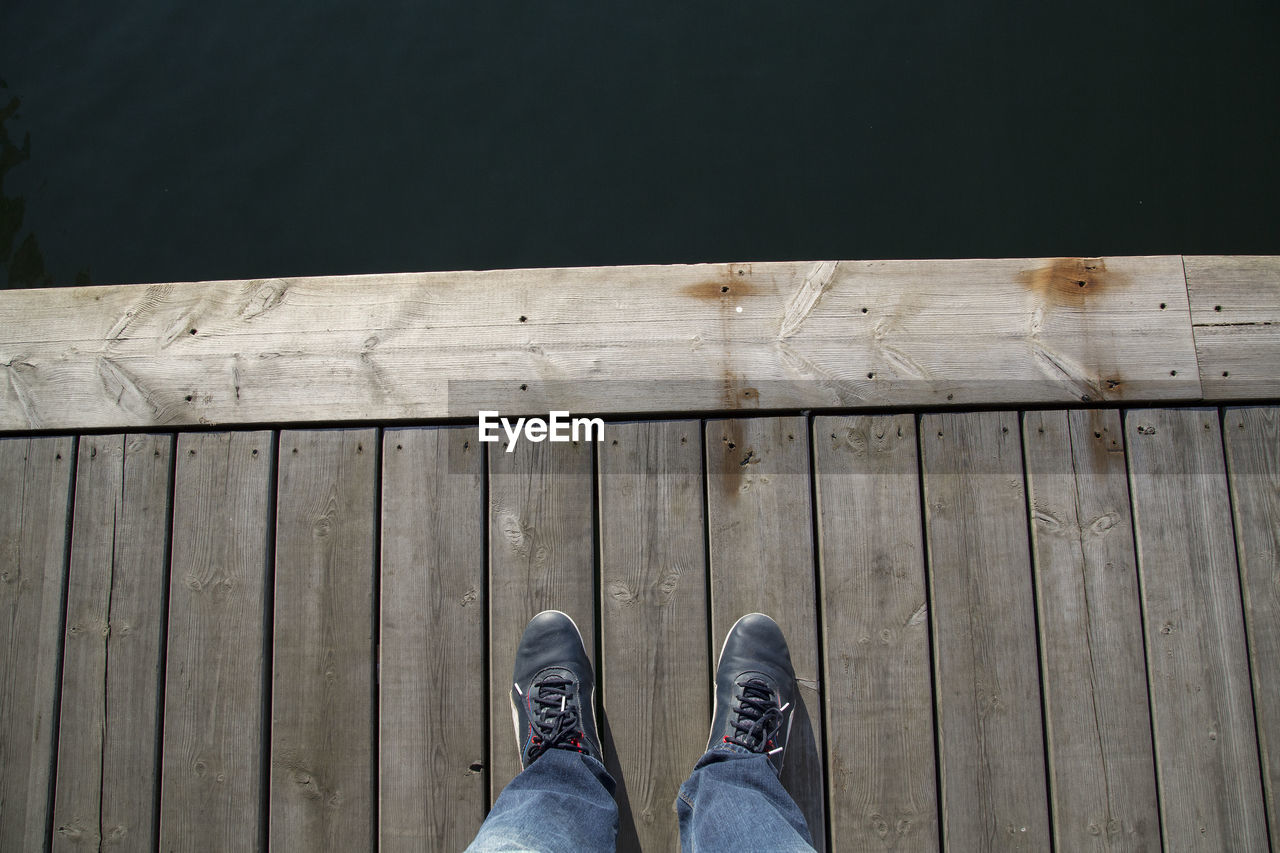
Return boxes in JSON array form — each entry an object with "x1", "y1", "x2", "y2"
[
  {"x1": 1088, "y1": 513, "x2": 1118, "y2": 534},
  {"x1": 290, "y1": 769, "x2": 323, "y2": 799},
  {"x1": 608, "y1": 583, "x2": 637, "y2": 606},
  {"x1": 657, "y1": 569, "x2": 680, "y2": 600}
]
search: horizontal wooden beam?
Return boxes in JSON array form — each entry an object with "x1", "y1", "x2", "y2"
[
  {"x1": 1185, "y1": 255, "x2": 1280, "y2": 400},
  {"x1": 0, "y1": 255, "x2": 1265, "y2": 431}
]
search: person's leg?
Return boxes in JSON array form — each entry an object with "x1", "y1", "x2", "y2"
[
  {"x1": 676, "y1": 745, "x2": 813, "y2": 851},
  {"x1": 466, "y1": 749, "x2": 617, "y2": 852},
  {"x1": 466, "y1": 611, "x2": 618, "y2": 853},
  {"x1": 675, "y1": 613, "x2": 816, "y2": 853}
]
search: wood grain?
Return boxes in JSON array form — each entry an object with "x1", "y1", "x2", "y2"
[
  {"x1": 1126, "y1": 407, "x2": 1268, "y2": 848},
  {"x1": 1185, "y1": 256, "x2": 1280, "y2": 399},
  {"x1": 1221, "y1": 406, "x2": 1280, "y2": 840},
  {"x1": 0, "y1": 436, "x2": 74, "y2": 851},
  {"x1": 159, "y1": 431, "x2": 273, "y2": 852},
  {"x1": 487, "y1": 435, "x2": 595, "y2": 800},
  {"x1": 53, "y1": 435, "x2": 172, "y2": 851},
  {"x1": 270, "y1": 429, "x2": 377, "y2": 852},
  {"x1": 921, "y1": 410, "x2": 1051, "y2": 851},
  {"x1": 705, "y1": 416, "x2": 826, "y2": 850},
  {"x1": 379, "y1": 427, "x2": 485, "y2": 851},
  {"x1": 813, "y1": 414, "x2": 938, "y2": 852},
  {"x1": 598, "y1": 420, "x2": 708, "y2": 852},
  {"x1": 1022, "y1": 410, "x2": 1159, "y2": 849},
  {"x1": 0, "y1": 256, "x2": 1198, "y2": 430}
]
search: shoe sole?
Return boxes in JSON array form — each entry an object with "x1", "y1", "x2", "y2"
[{"x1": 510, "y1": 609, "x2": 595, "y2": 769}]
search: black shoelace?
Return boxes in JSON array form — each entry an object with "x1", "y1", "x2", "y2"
[
  {"x1": 527, "y1": 676, "x2": 587, "y2": 761},
  {"x1": 726, "y1": 678, "x2": 785, "y2": 753}
]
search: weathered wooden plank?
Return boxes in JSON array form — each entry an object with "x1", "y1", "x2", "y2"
[
  {"x1": 1126, "y1": 408, "x2": 1267, "y2": 848},
  {"x1": 1022, "y1": 410, "x2": 1159, "y2": 849},
  {"x1": 1221, "y1": 406, "x2": 1280, "y2": 839},
  {"x1": 1185, "y1": 255, "x2": 1280, "y2": 399},
  {"x1": 159, "y1": 431, "x2": 273, "y2": 852},
  {"x1": 0, "y1": 256, "x2": 1198, "y2": 430},
  {"x1": 705, "y1": 416, "x2": 826, "y2": 850},
  {"x1": 0, "y1": 436, "x2": 74, "y2": 851},
  {"x1": 270, "y1": 429, "x2": 377, "y2": 851},
  {"x1": 53, "y1": 435, "x2": 172, "y2": 850},
  {"x1": 812, "y1": 414, "x2": 938, "y2": 851},
  {"x1": 920, "y1": 410, "x2": 1051, "y2": 850},
  {"x1": 487, "y1": 435, "x2": 595, "y2": 800},
  {"x1": 379, "y1": 427, "x2": 485, "y2": 850},
  {"x1": 598, "y1": 420, "x2": 707, "y2": 851}
]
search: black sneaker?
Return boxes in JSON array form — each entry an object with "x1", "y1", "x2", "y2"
[
  {"x1": 707, "y1": 612, "x2": 797, "y2": 774},
  {"x1": 511, "y1": 610, "x2": 603, "y2": 769}
]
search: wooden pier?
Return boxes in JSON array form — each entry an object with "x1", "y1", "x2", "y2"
[{"x1": 0, "y1": 256, "x2": 1276, "y2": 851}]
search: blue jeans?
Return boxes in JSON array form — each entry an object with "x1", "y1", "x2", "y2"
[{"x1": 466, "y1": 744, "x2": 815, "y2": 852}]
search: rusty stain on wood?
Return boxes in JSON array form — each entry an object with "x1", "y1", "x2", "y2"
[
  {"x1": 1016, "y1": 257, "x2": 1127, "y2": 306},
  {"x1": 678, "y1": 263, "x2": 758, "y2": 301}
]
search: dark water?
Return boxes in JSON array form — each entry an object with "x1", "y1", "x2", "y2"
[{"x1": 3, "y1": 0, "x2": 1278, "y2": 289}]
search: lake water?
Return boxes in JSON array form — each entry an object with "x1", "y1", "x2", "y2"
[{"x1": 3, "y1": 0, "x2": 1277, "y2": 288}]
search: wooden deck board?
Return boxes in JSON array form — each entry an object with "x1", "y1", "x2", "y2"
[
  {"x1": 1126, "y1": 408, "x2": 1268, "y2": 848},
  {"x1": 1222, "y1": 406, "x2": 1280, "y2": 839},
  {"x1": 159, "y1": 431, "x2": 273, "y2": 852},
  {"x1": 0, "y1": 436, "x2": 74, "y2": 851},
  {"x1": 0, "y1": 256, "x2": 1204, "y2": 430},
  {"x1": 270, "y1": 429, "x2": 377, "y2": 851},
  {"x1": 0, "y1": 401, "x2": 1276, "y2": 850},
  {"x1": 1185, "y1": 256, "x2": 1280, "y2": 399},
  {"x1": 598, "y1": 420, "x2": 708, "y2": 852},
  {"x1": 53, "y1": 434, "x2": 172, "y2": 851},
  {"x1": 813, "y1": 414, "x2": 939, "y2": 851},
  {"x1": 1022, "y1": 410, "x2": 1160, "y2": 848},
  {"x1": 921, "y1": 411, "x2": 1051, "y2": 850},
  {"x1": 379, "y1": 427, "x2": 486, "y2": 850},
  {"x1": 486, "y1": 437, "x2": 596, "y2": 800},
  {"x1": 705, "y1": 416, "x2": 826, "y2": 851}
]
